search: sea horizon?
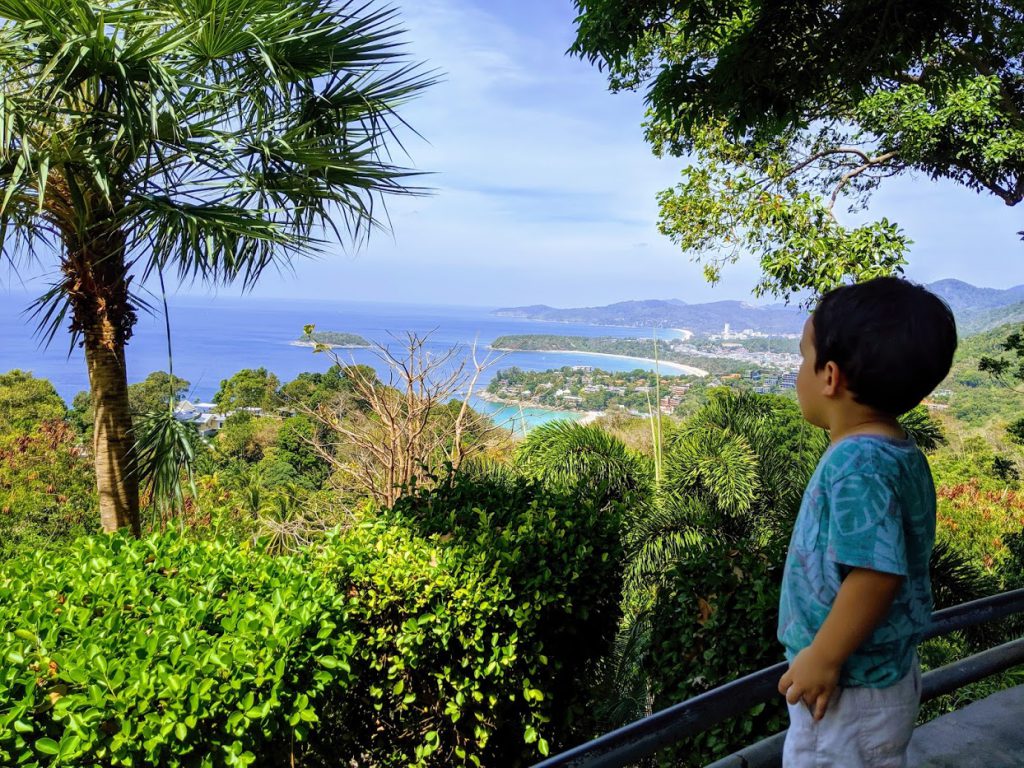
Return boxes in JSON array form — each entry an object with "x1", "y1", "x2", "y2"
[{"x1": 0, "y1": 292, "x2": 690, "y2": 428}]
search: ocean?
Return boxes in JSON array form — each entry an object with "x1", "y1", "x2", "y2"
[{"x1": 0, "y1": 292, "x2": 684, "y2": 429}]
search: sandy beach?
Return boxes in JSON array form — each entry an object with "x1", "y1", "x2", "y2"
[{"x1": 489, "y1": 346, "x2": 708, "y2": 377}]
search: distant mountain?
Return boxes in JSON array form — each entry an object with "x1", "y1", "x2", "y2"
[
  {"x1": 493, "y1": 298, "x2": 805, "y2": 335},
  {"x1": 494, "y1": 280, "x2": 1024, "y2": 337},
  {"x1": 926, "y1": 278, "x2": 1024, "y2": 312},
  {"x1": 926, "y1": 279, "x2": 1024, "y2": 334},
  {"x1": 953, "y1": 300, "x2": 1024, "y2": 335}
]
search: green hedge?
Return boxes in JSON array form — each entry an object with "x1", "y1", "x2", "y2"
[
  {"x1": 0, "y1": 474, "x2": 623, "y2": 767},
  {"x1": 387, "y1": 471, "x2": 626, "y2": 755}
]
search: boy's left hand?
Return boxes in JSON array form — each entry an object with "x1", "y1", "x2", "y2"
[{"x1": 777, "y1": 644, "x2": 841, "y2": 721}]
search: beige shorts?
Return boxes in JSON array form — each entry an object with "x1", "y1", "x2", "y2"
[{"x1": 783, "y1": 657, "x2": 922, "y2": 768}]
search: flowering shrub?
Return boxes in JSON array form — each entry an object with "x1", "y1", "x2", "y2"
[
  {"x1": 936, "y1": 481, "x2": 1024, "y2": 572},
  {"x1": 0, "y1": 421, "x2": 97, "y2": 560}
]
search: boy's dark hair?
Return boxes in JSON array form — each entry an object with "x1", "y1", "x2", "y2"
[{"x1": 812, "y1": 277, "x2": 957, "y2": 415}]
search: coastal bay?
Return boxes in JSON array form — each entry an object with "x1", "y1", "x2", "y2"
[{"x1": 489, "y1": 344, "x2": 708, "y2": 376}]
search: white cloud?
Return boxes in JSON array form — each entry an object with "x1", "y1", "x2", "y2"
[{"x1": 244, "y1": 0, "x2": 741, "y2": 305}]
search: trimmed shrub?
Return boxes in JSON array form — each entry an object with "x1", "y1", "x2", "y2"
[
  {"x1": 0, "y1": 473, "x2": 622, "y2": 767},
  {"x1": 387, "y1": 471, "x2": 626, "y2": 756},
  {"x1": 0, "y1": 532, "x2": 354, "y2": 767}
]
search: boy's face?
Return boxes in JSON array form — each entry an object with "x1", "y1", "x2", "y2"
[{"x1": 796, "y1": 318, "x2": 835, "y2": 428}]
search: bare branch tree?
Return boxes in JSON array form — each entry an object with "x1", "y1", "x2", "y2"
[{"x1": 297, "y1": 331, "x2": 509, "y2": 507}]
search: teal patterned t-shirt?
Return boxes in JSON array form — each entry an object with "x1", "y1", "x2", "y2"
[{"x1": 777, "y1": 434, "x2": 936, "y2": 687}]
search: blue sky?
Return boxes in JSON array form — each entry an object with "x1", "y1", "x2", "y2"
[{"x1": 6, "y1": 0, "x2": 1024, "y2": 309}]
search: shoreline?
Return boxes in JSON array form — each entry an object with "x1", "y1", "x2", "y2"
[{"x1": 489, "y1": 346, "x2": 708, "y2": 377}]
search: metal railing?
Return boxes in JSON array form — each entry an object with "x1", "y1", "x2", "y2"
[{"x1": 533, "y1": 588, "x2": 1024, "y2": 768}]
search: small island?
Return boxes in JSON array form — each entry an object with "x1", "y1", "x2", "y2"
[{"x1": 292, "y1": 330, "x2": 371, "y2": 348}]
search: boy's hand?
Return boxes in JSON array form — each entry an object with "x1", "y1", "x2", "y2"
[
  {"x1": 777, "y1": 644, "x2": 841, "y2": 721},
  {"x1": 778, "y1": 567, "x2": 902, "y2": 721}
]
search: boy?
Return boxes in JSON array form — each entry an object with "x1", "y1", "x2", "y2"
[{"x1": 777, "y1": 277, "x2": 957, "y2": 767}]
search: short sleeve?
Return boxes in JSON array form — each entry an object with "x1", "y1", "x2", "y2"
[{"x1": 827, "y1": 473, "x2": 908, "y2": 576}]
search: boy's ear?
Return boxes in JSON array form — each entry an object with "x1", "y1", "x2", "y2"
[{"x1": 821, "y1": 361, "x2": 842, "y2": 397}]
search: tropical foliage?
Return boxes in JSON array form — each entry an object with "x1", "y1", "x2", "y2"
[
  {"x1": 0, "y1": 1, "x2": 1020, "y2": 763},
  {"x1": 0, "y1": 359, "x2": 1021, "y2": 765},
  {"x1": 0, "y1": 0, "x2": 435, "y2": 532},
  {"x1": 214, "y1": 368, "x2": 282, "y2": 412},
  {"x1": 0, "y1": 469, "x2": 621, "y2": 767},
  {"x1": 571, "y1": 1, "x2": 1024, "y2": 298},
  {"x1": 0, "y1": 371, "x2": 66, "y2": 432},
  {"x1": 0, "y1": 419, "x2": 97, "y2": 560}
]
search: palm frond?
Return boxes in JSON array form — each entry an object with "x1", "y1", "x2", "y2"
[
  {"x1": 458, "y1": 455, "x2": 523, "y2": 490},
  {"x1": 663, "y1": 427, "x2": 761, "y2": 517},
  {"x1": 0, "y1": 0, "x2": 436, "y2": 346},
  {"x1": 256, "y1": 484, "x2": 327, "y2": 555},
  {"x1": 596, "y1": 600, "x2": 657, "y2": 728},
  {"x1": 132, "y1": 407, "x2": 200, "y2": 523},
  {"x1": 517, "y1": 420, "x2": 652, "y2": 504},
  {"x1": 898, "y1": 405, "x2": 946, "y2": 452},
  {"x1": 930, "y1": 540, "x2": 1005, "y2": 648}
]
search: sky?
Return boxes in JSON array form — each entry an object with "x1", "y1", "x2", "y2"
[{"x1": 5, "y1": 0, "x2": 1024, "y2": 309}]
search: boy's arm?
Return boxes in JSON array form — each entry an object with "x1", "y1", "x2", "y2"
[{"x1": 777, "y1": 567, "x2": 903, "y2": 720}]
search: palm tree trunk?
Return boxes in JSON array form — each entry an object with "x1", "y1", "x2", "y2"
[
  {"x1": 84, "y1": 333, "x2": 140, "y2": 535},
  {"x1": 64, "y1": 223, "x2": 141, "y2": 536}
]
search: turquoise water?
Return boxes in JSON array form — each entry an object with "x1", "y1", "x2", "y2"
[
  {"x1": 472, "y1": 400, "x2": 581, "y2": 432},
  {"x1": 0, "y1": 293, "x2": 683, "y2": 428}
]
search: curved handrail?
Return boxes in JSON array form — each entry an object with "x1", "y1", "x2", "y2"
[{"x1": 532, "y1": 587, "x2": 1024, "y2": 768}]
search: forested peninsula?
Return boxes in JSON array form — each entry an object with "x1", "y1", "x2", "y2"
[{"x1": 490, "y1": 334, "x2": 753, "y2": 376}]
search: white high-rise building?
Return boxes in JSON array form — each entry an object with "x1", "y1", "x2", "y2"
[{"x1": 723, "y1": 322, "x2": 731, "y2": 339}]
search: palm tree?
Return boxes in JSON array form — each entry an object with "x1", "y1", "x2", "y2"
[
  {"x1": 516, "y1": 420, "x2": 654, "y2": 509},
  {"x1": 514, "y1": 395, "x2": 827, "y2": 729},
  {"x1": 0, "y1": 0, "x2": 435, "y2": 533}
]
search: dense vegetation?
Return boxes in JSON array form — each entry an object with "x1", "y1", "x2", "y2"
[
  {"x1": 1, "y1": 320, "x2": 1023, "y2": 766},
  {"x1": 937, "y1": 322, "x2": 1024, "y2": 430},
  {"x1": 2, "y1": 3, "x2": 1021, "y2": 765},
  {"x1": 0, "y1": 475, "x2": 621, "y2": 767}
]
